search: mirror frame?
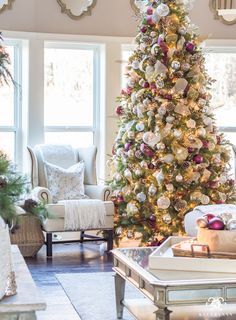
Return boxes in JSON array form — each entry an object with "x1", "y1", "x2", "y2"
[
  {"x1": 209, "y1": 0, "x2": 236, "y2": 25},
  {"x1": 0, "y1": 0, "x2": 14, "y2": 13},
  {"x1": 57, "y1": 0, "x2": 97, "y2": 20}
]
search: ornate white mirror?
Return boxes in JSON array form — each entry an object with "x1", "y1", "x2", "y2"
[
  {"x1": 130, "y1": 0, "x2": 149, "y2": 14},
  {"x1": 209, "y1": 0, "x2": 236, "y2": 25},
  {"x1": 57, "y1": 0, "x2": 97, "y2": 19},
  {"x1": 0, "y1": 0, "x2": 14, "y2": 13}
]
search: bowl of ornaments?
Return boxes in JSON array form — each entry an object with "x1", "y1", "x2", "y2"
[{"x1": 197, "y1": 213, "x2": 236, "y2": 254}]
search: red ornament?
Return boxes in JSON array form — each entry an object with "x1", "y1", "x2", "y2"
[
  {"x1": 203, "y1": 213, "x2": 216, "y2": 222},
  {"x1": 193, "y1": 154, "x2": 203, "y2": 164},
  {"x1": 116, "y1": 106, "x2": 123, "y2": 116}
]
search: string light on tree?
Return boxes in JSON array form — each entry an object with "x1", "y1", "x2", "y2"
[{"x1": 109, "y1": 0, "x2": 236, "y2": 245}]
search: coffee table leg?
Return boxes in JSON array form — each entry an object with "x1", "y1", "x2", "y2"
[
  {"x1": 114, "y1": 273, "x2": 125, "y2": 319},
  {"x1": 155, "y1": 307, "x2": 172, "y2": 320}
]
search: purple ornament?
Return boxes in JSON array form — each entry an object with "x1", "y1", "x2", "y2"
[
  {"x1": 140, "y1": 143, "x2": 155, "y2": 158},
  {"x1": 149, "y1": 214, "x2": 156, "y2": 222},
  {"x1": 164, "y1": 94, "x2": 172, "y2": 100},
  {"x1": 124, "y1": 142, "x2": 132, "y2": 151},
  {"x1": 141, "y1": 26, "x2": 147, "y2": 33},
  {"x1": 193, "y1": 154, "x2": 203, "y2": 164},
  {"x1": 185, "y1": 42, "x2": 195, "y2": 53},
  {"x1": 208, "y1": 217, "x2": 225, "y2": 230}
]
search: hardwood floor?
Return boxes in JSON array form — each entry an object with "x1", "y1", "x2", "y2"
[{"x1": 25, "y1": 242, "x2": 113, "y2": 320}]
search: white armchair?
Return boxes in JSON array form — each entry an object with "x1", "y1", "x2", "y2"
[{"x1": 27, "y1": 144, "x2": 114, "y2": 258}]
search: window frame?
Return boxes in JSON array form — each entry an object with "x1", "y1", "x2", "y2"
[
  {"x1": 44, "y1": 41, "x2": 101, "y2": 148},
  {"x1": 0, "y1": 39, "x2": 22, "y2": 164}
]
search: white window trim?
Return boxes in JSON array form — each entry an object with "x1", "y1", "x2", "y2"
[{"x1": 0, "y1": 39, "x2": 22, "y2": 167}]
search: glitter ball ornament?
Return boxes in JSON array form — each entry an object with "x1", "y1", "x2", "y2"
[
  {"x1": 157, "y1": 196, "x2": 171, "y2": 209},
  {"x1": 155, "y1": 3, "x2": 170, "y2": 17},
  {"x1": 201, "y1": 195, "x2": 210, "y2": 205},
  {"x1": 148, "y1": 184, "x2": 157, "y2": 196},
  {"x1": 137, "y1": 192, "x2": 147, "y2": 203},
  {"x1": 163, "y1": 213, "x2": 172, "y2": 224},
  {"x1": 176, "y1": 174, "x2": 183, "y2": 182},
  {"x1": 171, "y1": 60, "x2": 180, "y2": 70}
]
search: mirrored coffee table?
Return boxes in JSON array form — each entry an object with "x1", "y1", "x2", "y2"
[{"x1": 112, "y1": 246, "x2": 236, "y2": 320}]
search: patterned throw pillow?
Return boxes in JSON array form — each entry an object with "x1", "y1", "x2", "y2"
[{"x1": 44, "y1": 161, "x2": 87, "y2": 203}]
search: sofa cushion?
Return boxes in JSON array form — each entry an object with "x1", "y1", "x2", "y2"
[{"x1": 44, "y1": 161, "x2": 87, "y2": 203}]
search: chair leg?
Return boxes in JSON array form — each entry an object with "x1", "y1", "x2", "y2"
[
  {"x1": 46, "y1": 233, "x2": 53, "y2": 258},
  {"x1": 107, "y1": 229, "x2": 114, "y2": 252},
  {"x1": 80, "y1": 231, "x2": 85, "y2": 243}
]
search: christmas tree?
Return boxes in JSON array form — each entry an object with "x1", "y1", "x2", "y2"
[{"x1": 109, "y1": 0, "x2": 236, "y2": 244}]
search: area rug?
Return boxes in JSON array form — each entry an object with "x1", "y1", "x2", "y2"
[{"x1": 56, "y1": 272, "x2": 144, "y2": 320}]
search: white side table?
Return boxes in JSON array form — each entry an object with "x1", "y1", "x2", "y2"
[{"x1": 0, "y1": 246, "x2": 46, "y2": 319}]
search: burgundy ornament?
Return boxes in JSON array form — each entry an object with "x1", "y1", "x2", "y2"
[
  {"x1": 208, "y1": 217, "x2": 225, "y2": 230},
  {"x1": 202, "y1": 140, "x2": 209, "y2": 148},
  {"x1": 193, "y1": 154, "x2": 203, "y2": 164},
  {"x1": 185, "y1": 42, "x2": 195, "y2": 53},
  {"x1": 203, "y1": 213, "x2": 216, "y2": 222},
  {"x1": 116, "y1": 106, "x2": 123, "y2": 116},
  {"x1": 143, "y1": 81, "x2": 150, "y2": 88},
  {"x1": 141, "y1": 26, "x2": 147, "y2": 33},
  {"x1": 215, "y1": 200, "x2": 225, "y2": 204},
  {"x1": 146, "y1": 16, "x2": 155, "y2": 26},
  {"x1": 140, "y1": 143, "x2": 155, "y2": 158},
  {"x1": 228, "y1": 179, "x2": 235, "y2": 186},
  {"x1": 164, "y1": 94, "x2": 172, "y2": 100},
  {"x1": 147, "y1": 7, "x2": 153, "y2": 15},
  {"x1": 150, "y1": 82, "x2": 157, "y2": 90},
  {"x1": 149, "y1": 214, "x2": 156, "y2": 222},
  {"x1": 188, "y1": 147, "x2": 195, "y2": 153},
  {"x1": 159, "y1": 42, "x2": 168, "y2": 54},
  {"x1": 216, "y1": 135, "x2": 221, "y2": 144},
  {"x1": 116, "y1": 195, "x2": 124, "y2": 204},
  {"x1": 148, "y1": 163, "x2": 155, "y2": 170}
]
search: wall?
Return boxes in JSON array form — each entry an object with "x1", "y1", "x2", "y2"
[{"x1": 0, "y1": 0, "x2": 235, "y2": 38}]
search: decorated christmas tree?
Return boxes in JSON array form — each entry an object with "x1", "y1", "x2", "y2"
[{"x1": 109, "y1": 0, "x2": 236, "y2": 244}]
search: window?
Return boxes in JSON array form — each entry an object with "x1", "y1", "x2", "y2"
[
  {"x1": 0, "y1": 40, "x2": 21, "y2": 162},
  {"x1": 44, "y1": 42, "x2": 100, "y2": 148}
]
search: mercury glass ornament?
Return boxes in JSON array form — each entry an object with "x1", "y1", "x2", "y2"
[
  {"x1": 137, "y1": 192, "x2": 147, "y2": 203},
  {"x1": 201, "y1": 195, "x2": 210, "y2": 205},
  {"x1": 158, "y1": 106, "x2": 167, "y2": 116},
  {"x1": 157, "y1": 196, "x2": 171, "y2": 209},
  {"x1": 148, "y1": 184, "x2": 157, "y2": 196},
  {"x1": 174, "y1": 200, "x2": 187, "y2": 211},
  {"x1": 166, "y1": 183, "x2": 174, "y2": 192},
  {"x1": 181, "y1": 62, "x2": 190, "y2": 72},
  {"x1": 171, "y1": 60, "x2": 180, "y2": 70},
  {"x1": 127, "y1": 203, "x2": 139, "y2": 214},
  {"x1": 173, "y1": 129, "x2": 182, "y2": 138},
  {"x1": 176, "y1": 174, "x2": 183, "y2": 182},
  {"x1": 163, "y1": 213, "x2": 172, "y2": 224},
  {"x1": 156, "y1": 79, "x2": 164, "y2": 88},
  {"x1": 166, "y1": 116, "x2": 175, "y2": 123},
  {"x1": 155, "y1": 3, "x2": 170, "y2": 17},
  {"x1": 186, "y1": 119, "x2": 196, "y2": 128}
]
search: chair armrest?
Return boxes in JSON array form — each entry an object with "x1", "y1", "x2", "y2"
[
  {"x1": 31, "y1": 187, "x2": 52, "y2": 204},
  {"x1": 84, "y1": 185, "x2": 112, "y2": 201}
]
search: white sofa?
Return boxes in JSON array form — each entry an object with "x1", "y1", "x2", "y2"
[{"x1": 27, "y1": 144, "x2": 114, "y2": 257}]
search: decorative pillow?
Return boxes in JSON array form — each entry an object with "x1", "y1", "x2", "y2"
[{"x1": 44, "y1": 161, "x2": 88, "y2": 203}]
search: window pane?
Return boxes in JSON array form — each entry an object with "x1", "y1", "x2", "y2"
[
  {"x1": 0, "y1": 132, "x2": 15, "y2": 161},
  {"x1": 205, "y1": 52, "x2": 236, "y2": 127},
  {"x1": 44, "y1": 132, "x2": 93, "y2": 148},
  {"x1": 44, "y1": 47, "x2": 94, "y2": 127},
  {"x1": 0, "y1": 45, "x2": 14, "y2": 126}
]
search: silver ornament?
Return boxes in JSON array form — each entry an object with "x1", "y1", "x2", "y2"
[
  {"x1": 156, "y1": 79, "x2": 164, "y2": 88},
  {"x1": 174, "y1": 200, "x2": 187, "y2": 211},
  {"x1": 226, "y1": 219, "x2": 236, "y2": 231},
  {"x1": 166, "y1": 116, "x2": 175, "y2": 123},
  {"x1": 136, "y1": 192, "x2": 147, "y2": 203},
  {"x1": 171, "y1": 61, "x2": 181, "y2": 70},
  {"x1": 132, "y1": 60, "x2": 140, "y2": 70},
  {"x1": 128, "y1": 131, "x2": 135, "y2": 139},
  {"x1": 163, "y1": 213, "x2": 172, "y2": 224},
  {"x1": 148, "y1": 184, "x2": 157, "y2": 196},
  {"x1": 178, "y1": 26, "x2": 187, "y2": 35},
  {"x1": 127, "y1": 150, "x2": 134, "y2": 157},
  {"x1": 176, "y1": 174, "x2": 183, "y2": 182},
  {"x1": 124, "y1": 169, "x2": 132, "y2": 178},
  {"x1": 155, "y1": 3, "x2": 170, "y2": 17},
  {"x1": 201, "y1": 195, "x2": 210, "y2": 205},
  {"x1": 135, "y1": 169, "x2": 143, "y2": 177},
  {"x1": 158, "y1": 106, "x2": 167, "y2": 116},
  {"x1": 116, "y1": 227, "x2": 123, "y2": 236},
  {"x1": 136, "y1": 123, "x2": 145, "y2": 131},
  {"x1": 115, "y1": 173, "x2": 122, "y2": 182}
]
